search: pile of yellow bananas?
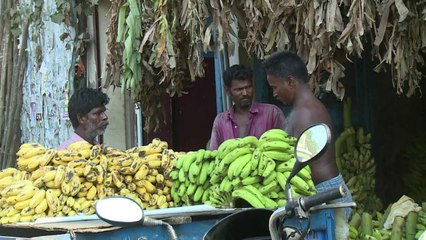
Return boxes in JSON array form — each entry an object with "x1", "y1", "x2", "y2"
[{"x1": 0, "y1": 139, "x2": 178, "y2": 224}]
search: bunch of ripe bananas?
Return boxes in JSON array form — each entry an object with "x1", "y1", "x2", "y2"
[
  {"x1": 0, "y1": 138, "x2": 177, "y2": 224},
  {"x1": 170, "y1": 129, "x2": 316, "y2": 209},
  {"x1": 336, "y1": 127, "x2": 382, "y2": 214}
]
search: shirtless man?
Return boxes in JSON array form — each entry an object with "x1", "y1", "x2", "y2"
[{"x1": 263, "y1": 51, "x2": 352, "y2": 220}]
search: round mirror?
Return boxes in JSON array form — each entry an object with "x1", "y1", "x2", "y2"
[
  {"x1": 295, "y1": 123, "x2": 330, "y2": 163},
  {"x1": 95, "y1": 197, "x2": 144, "y2": 225}
]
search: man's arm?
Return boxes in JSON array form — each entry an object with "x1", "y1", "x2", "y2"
[
  {"x1": 270, "y1": 105, "x2": 286, "y2": 130},
  {"x1": 208, "y1": 116, "x2": 222, "y2": 150}
]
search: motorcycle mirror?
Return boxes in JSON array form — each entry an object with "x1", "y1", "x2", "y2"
[
  {"x1": 95, "y1": 196, "x2": 144, "y2": 226},
  {"x1": 286, "y1": 123, "x2": 331, "y2": 199}
]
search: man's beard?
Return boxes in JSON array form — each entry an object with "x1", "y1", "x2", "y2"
[
  {"x1": 86, "y1": 122, "x2": 108, "y2": 139},
  {"x1": 239, "y1": 97, "x2": 252, "y2": 108}
]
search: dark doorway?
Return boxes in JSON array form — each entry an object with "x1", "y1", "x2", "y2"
[{"x1": 171, "y1": 58, "x2": 217, "y2": 151}]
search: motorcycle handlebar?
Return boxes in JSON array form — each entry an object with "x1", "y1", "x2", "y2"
[{"x1": 299, "y1": 184, "x2": 346, "y2": 211}]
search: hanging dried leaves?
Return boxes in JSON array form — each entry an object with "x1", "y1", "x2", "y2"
[{"x1": 104, "y1": 0, "x2": 426, "y2": 132}]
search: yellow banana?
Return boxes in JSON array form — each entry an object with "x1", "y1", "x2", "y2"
[
  {"x1": 60, "y1": 152, "x2": 85, "y2": 162},
  {"x1": 16, "y1": 186, "x2": 38, "y2": 201},
  {"x1": 66, "y1": 196, "x2": 75, "y2": 207},
  {"x1": 95, "y1": 165, "x2": 106, "y2": 183},
  {"x1": 111, "y1": 171, "x2": 124, "y2": 188},
  {"x1": 69, "y1": 175, "x2": 81, "y2": 196},
  {"x1": 16, "y1": 144, "x2": 46, "y2": 158},
  {"x1": 8, "y1": 213, "x2": 21, "y2": 223},
  {"x1": 0, "y1": 175, "x2": 14, "y2": 188},
  {"x1": 26, "y1": 155, "x2": 43, "y2": 171},
  {"x1": 0, "y1": 168, "x2": 18, "y2": 179},
  {"x1": 104, "y1": 172, "x2": 113, "y2": 186},
  {"x1": 137, "y1": 145, "x2": 163, "y2": 157},
  {"x1": 156, "y1": 195, "x2": 167, "y2": 207},
  {"x1": 54, "y1": 165, "x2": 66, "y2": 186},
  {"x1": 156, "y1": 174, "x2": 164, "y2": 185},
  {"x1": 14, "y1": 199, "x2": 31, "y2": 210},
  {"x1": 41, "y1": 169, "x2": 57, "y2": 183},
  {"x1": 124, "y1": 175, "x2": 133, "y2": 184},
  {"x1": 35, "y1": 199, "x2": 48, "y2": 214},
  {"x1": 90, "y1": 145, "x2": 102, "y2": 159},
  {"x1": 161, "y1": 149, "x2": 171, "y2": 169},
  {"x1": 21, "y1": 206, "x2": 35, "y2": 217},
  {"x1": 136, "y1": 186, "x2": 147, "y2": 196},
  {"x1": 146, "y1": 175, "x2": 156, "y2": 184},
  {"x1": 118, "y1": 157, "x2": 133, "y2": 167},
  {"x1": 46, "y1": 189, "x2": 60, "y2": 213},
  {"x1": 86, "y1": 186, "x2": 97, "y2": 200},
  {"x1": 83, "y1": 162, "x2": 95, "y2": 176},
  {"x1": 96, "y1": 184, "x2": 106, "y2": 198},
  {"x1": 129, "y1": 158, "x2": 143, "y2": 173},
  {"x1": 39, "y1": 149, "x2": 58, "y2": 166},
  {"x1": 29, "y1": 189, "x2": 46, "y2": 208},
  {"x1": 147, "y1": 160, "x2": 162, "y2": 169},
  {"x1": 6, "y1": 195, "x2": 19, "y2": 205},
  {"x1": 67, "y1": 159, "x2": 87, "y2": 168},
  {"x1": 30, "y1": 166, "x2": 55, "y2": 181},
  {"x1": 141, "y1": 153, "x2": 163, "y2": 163},
  {"x1": 6, "y1": 206, "x2": 20, "y2": 217},
  {"x1": 140, "y1": 180, "x2": 157, "y2": 194},
  {"x1": 67, "y1": 140, "x2": 93, "y2": 152},
  {"x1": 16, "y1": 157, "x2": 33, "y2": 170},
  {"x1": 127, "y1": 182, "x2": 137, "y2": 191},
  {"x1": 1, "y1": 181, "x2": 33, "y2": 197}
]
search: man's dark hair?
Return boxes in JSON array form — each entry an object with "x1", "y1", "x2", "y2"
[
  {"x1": 263, "y1": 51, "x2": 309, "y2": 83},
  {"x1": 223, "y1": 64, "x2": 253, "y2": 87},
  {"x1": 68, "y1": 88, "x2": 110, "y2": 129}
]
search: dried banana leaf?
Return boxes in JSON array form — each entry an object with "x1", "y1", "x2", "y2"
[{"x1": 103, "y1": 0, "x2": 426, "y2": 132}]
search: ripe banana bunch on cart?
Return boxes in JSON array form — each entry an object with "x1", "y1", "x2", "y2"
[
  {"x1": 336, "y1": 127, "x2": 382, "y2": 214},
  {"x1": 170, "y1": 129, "x2": 317, "y2": 209},
  {"x1": 0, "y1": 138, "x2": 177, "y2": 224}
]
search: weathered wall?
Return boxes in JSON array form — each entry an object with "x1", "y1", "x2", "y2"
[
  {"x1": 20, "y1": 0, "x2": 75, "y2": 148},
  {"x1": 85, "y1": 0, "x2": 131, "y2": 150}
]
